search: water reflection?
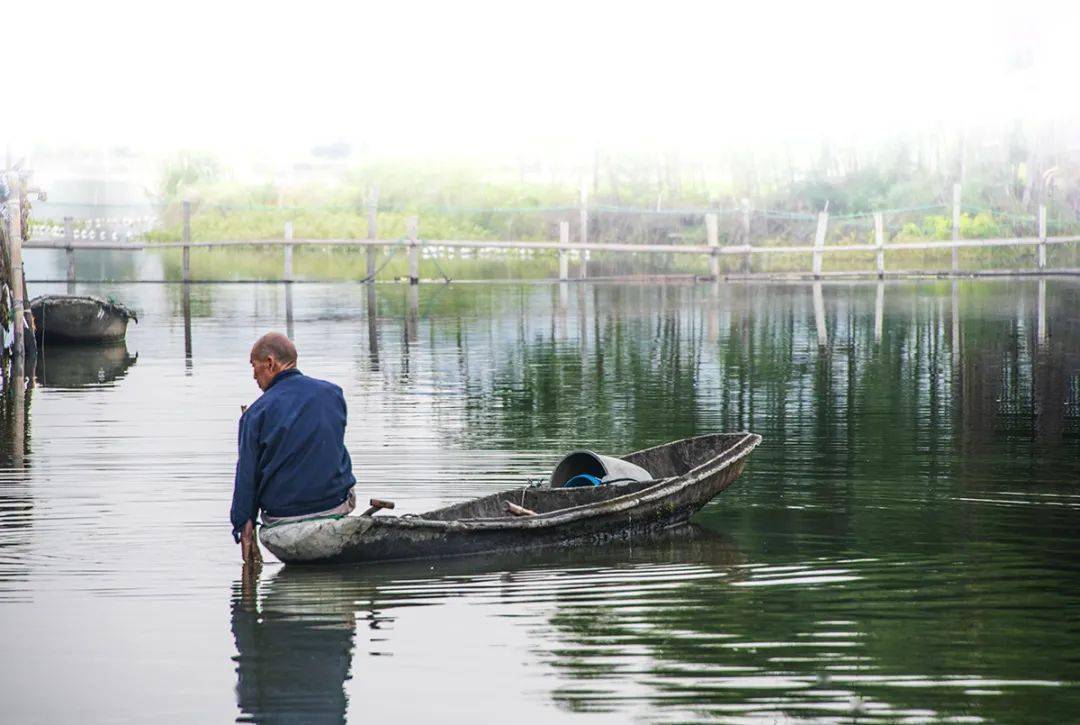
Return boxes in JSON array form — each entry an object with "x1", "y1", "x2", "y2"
[
  {"x1": 232, "y1": 565, "x2": 354, "y2": 723},
  {"x1": 0, "y1": 355, "x2": 32, "y2": 591},
  {"x1": 182, "y1": 282, "x2": 193, "y2": 371},
  {"x1": 231, "y1": 526, "x2": 741, "y2": 722},
  {"x1": 812, "y1": 281, "x2": 827, "y2": 347},
  {"x1": 1038, "y1": 277, "x2": 1047, "y2": 347},
  {"x1": 405, "y1": 284, "x2": 419, "y2": 344},
  {"x1": 366, "y1": 284, "x2": 379, "y2": 369},
  {"x1": 1, "y1": 278, "x2": 1078, "y2": 722},
  {"x1": 873, "y1": 281, "x2": 884, "y2": 342},
  {"x1": 285, "y1": 284, "x2": 295, "y2": 341},
  {"x1": 35, "y1": 342, "x2": 137, "y2": 389}
]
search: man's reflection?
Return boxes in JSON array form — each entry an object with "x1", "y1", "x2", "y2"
[
  {"x1": 228, "y1": 525, "x2": 744, "y2": 723},
  {"x1": 231, "y1": 565, "x2": 357, "y2": 723}
]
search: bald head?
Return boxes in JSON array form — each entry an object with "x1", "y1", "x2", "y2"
[
  {"x1": 249, "y1": 332, "x2": 298, "y2": 391},
  {"x1": 251, "y1": 332, "x2": 297, "y2": 365}
]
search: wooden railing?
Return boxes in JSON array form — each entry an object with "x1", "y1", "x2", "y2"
[{"x1": 25, "y1": 195, "x2": 1080, "y2": 282}]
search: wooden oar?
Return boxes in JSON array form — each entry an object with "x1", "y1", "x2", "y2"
[{"x1": 362, "y1": 498, "x2": 395, "y2": 517}]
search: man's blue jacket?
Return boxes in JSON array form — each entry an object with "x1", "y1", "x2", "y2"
[{"x1": 230, "y1": 368, "x2": 356, "y2": 541}]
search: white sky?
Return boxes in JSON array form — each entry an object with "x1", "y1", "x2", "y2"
[{"x1": 5, "y1": 0, "x2": 1080, "y2": 158}]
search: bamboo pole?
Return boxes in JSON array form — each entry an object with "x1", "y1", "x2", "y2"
[
  {"x1": 706, "y1": 212, "x2": 720, "y2": 279},
  {"x1": 1038, "y1": 205, "x2": 1047, "y2": 270},
  {"x1": 951, "y1": 183, "x2": 961, "y2": 272},
  {"x1": 366, "y1": 187, "x2": 378, "y2": 281},
  {"x1": 874, "y1": 212, "x2": 885, "y2": 277},
  {"x1": 812, "y1": 210, "x2": 829, "y2": 277},
  {"x1": 8, "y1": 182, "x2": 25, "y2": 371},
  {"x1": 182, "y1": 200, "x2": 191, "y2": 282},
  {"x1": 7, "y1": 175, "x2": 27, "y2": 467},
  {"x1": 558, "y1": 221, "x2": 569, "y2": 280},
  {"x1": 64, "y1": 216, "x2": 76, "y2": 287},
  {"x1": 406, "y1": 216, "x2": 419, "y2": 284},
  {"x1": 283, "y1": 221, "x2": 294, "y2": 282},
  {"x1": 579, "y1": 183, "x2": 589, "y2": 279},
  {"x1": 741, "y1": 199, "x2": 752, "y2": 273}
]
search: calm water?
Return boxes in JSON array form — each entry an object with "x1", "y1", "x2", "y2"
[{"x1": 0, "y1": 277, "x2": 1078, "y2": 723}]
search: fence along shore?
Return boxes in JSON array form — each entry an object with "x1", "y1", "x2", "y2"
[{"x1": 25, "y1": 186, "x2": 1080, "y2": 283}]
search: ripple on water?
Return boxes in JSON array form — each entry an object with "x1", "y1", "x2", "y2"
[{"x1": 1, "y1": 279, "x2": 1078, "y2": 722}]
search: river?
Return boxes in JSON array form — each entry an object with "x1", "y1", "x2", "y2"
[{"x1": 0, "y1": 277, "x2": 1077, "y2": 723}]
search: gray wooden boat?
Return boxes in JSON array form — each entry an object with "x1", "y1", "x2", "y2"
[
  {"x1": 30, "y1": 295, "x2": 137, "y2": 344},
  {"x1": 260, "y1": 432, "x2": 761, "y2": 565}
]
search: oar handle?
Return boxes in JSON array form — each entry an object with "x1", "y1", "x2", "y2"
[
  {"x1": 362, "y1": 498, "x2": 396, "y2": 517},
  {"x1": 505, "y1": 501, "x2": 537, "y2": 517}
]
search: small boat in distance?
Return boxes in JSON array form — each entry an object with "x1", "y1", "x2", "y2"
[
  {"x1": 260, "y1": 432, "x2": 761, "y2": 565},
  {"x1": 30, "y1": 295, "x2": 138, "y2": 344}
]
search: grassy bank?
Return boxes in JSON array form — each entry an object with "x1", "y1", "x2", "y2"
[{"x1": 31, "y1": 156, "x2": 1080, "y2": 280}]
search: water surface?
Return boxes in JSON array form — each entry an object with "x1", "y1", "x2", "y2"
[{"x1": 0, "y1": 278, "x2": 1078, "y2": 723}]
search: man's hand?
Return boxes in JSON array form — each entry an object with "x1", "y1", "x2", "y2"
[{"x1": 239, "y1": 520, "x2": 263, "y2": 567}]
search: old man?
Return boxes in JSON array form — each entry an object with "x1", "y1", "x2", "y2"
[{"x1": 230, "y1": 332, "x2": 356, "y2": 564}]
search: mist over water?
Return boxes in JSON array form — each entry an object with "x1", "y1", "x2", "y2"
[{"x1": 0, "y1": 276, "x2": 1077, "y2": 723}]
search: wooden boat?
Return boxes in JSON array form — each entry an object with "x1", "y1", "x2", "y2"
[
  {"x1": 30, "y1": 295, "x2": 137, "y2": 344},
  {"x1": 260, "y1": 431, "x2": 761, "y2": 565}
]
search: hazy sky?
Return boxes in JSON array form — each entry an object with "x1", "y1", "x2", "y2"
[{"x1": 7, "y1": 0, "x2": 1079, "y2": 158}]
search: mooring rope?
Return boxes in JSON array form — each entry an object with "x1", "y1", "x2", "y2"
[
  {"x1": 358, "y1": 244, "x2": 403, "y2": 284},
  {"x1": 428, "y1": 252, "x2": 453, "y2": 283}
]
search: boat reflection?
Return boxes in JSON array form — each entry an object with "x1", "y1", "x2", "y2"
[
  {"x1": 35, "y1": 343, "x2": 137, "y2": 389},
  {"x1": 230, "y1": 524, "x2": 742, "y2": 722}
]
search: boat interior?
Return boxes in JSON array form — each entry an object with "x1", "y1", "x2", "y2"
[{"x1": 418, "y1": 433, "x2": 745, "y2": 521}]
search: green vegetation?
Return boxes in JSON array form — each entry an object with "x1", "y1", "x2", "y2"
[{"x1": 35, "y1": 131, "x2": 1080, "y2": 280}]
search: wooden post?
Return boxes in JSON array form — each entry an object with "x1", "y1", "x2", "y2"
[
  {"x1": 741, "y1": 198, "x2": 752, "y2": 273},
  {"x1": 283, "y1": 221, "x2": 294, "y2": 282},
  {"x1": 64, "y1": 216, "x2": 76, "y2": 287},
  {"x1": 406, "y1": 215, "x2": 419, "y2": 284},
  {"x1": 951, "y1": 183, "x2": 961, "y2": 273},
  {"x1": 8, "y1": 183, "x2": 25, "y2": 371},
  {"x1": 181, "y1": 200, "x2": 191, "y2": 282},
  {"x1": 579, "y1": 183, "x2": 588, "y2": 279},
  {"x1": 812, "y1": 210, "x2": 829, "y2": 277},
  {"x1": 706, "y1": 212, "x2": 720, "y2": 279},
  {"x1": 558, "y1": 221, "x2": 569, "y2": 280},
  {"x1": 285, "y1": 284, "x2": 295, "y2": 339},
  {"x1": 366, "y1": 187, "x2": 378, "y2": 282},
  {"x1": 874, "y1": 211, "x2": 885, "y2": 277},
  {"x1": 1037, "y1": 204, "x2": 1047, "y2": 270}
]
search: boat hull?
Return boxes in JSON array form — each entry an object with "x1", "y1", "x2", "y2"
[{"x1": 261, "y1": 432, "x2": 760, "y2": 565}]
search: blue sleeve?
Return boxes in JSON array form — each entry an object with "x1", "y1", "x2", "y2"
[
  {"x1": 230, "y1": 412, "x2": 261, "y2": 542},
  {"x1": 337, "y1": 387, "x2": 356, "y2": 484}
]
